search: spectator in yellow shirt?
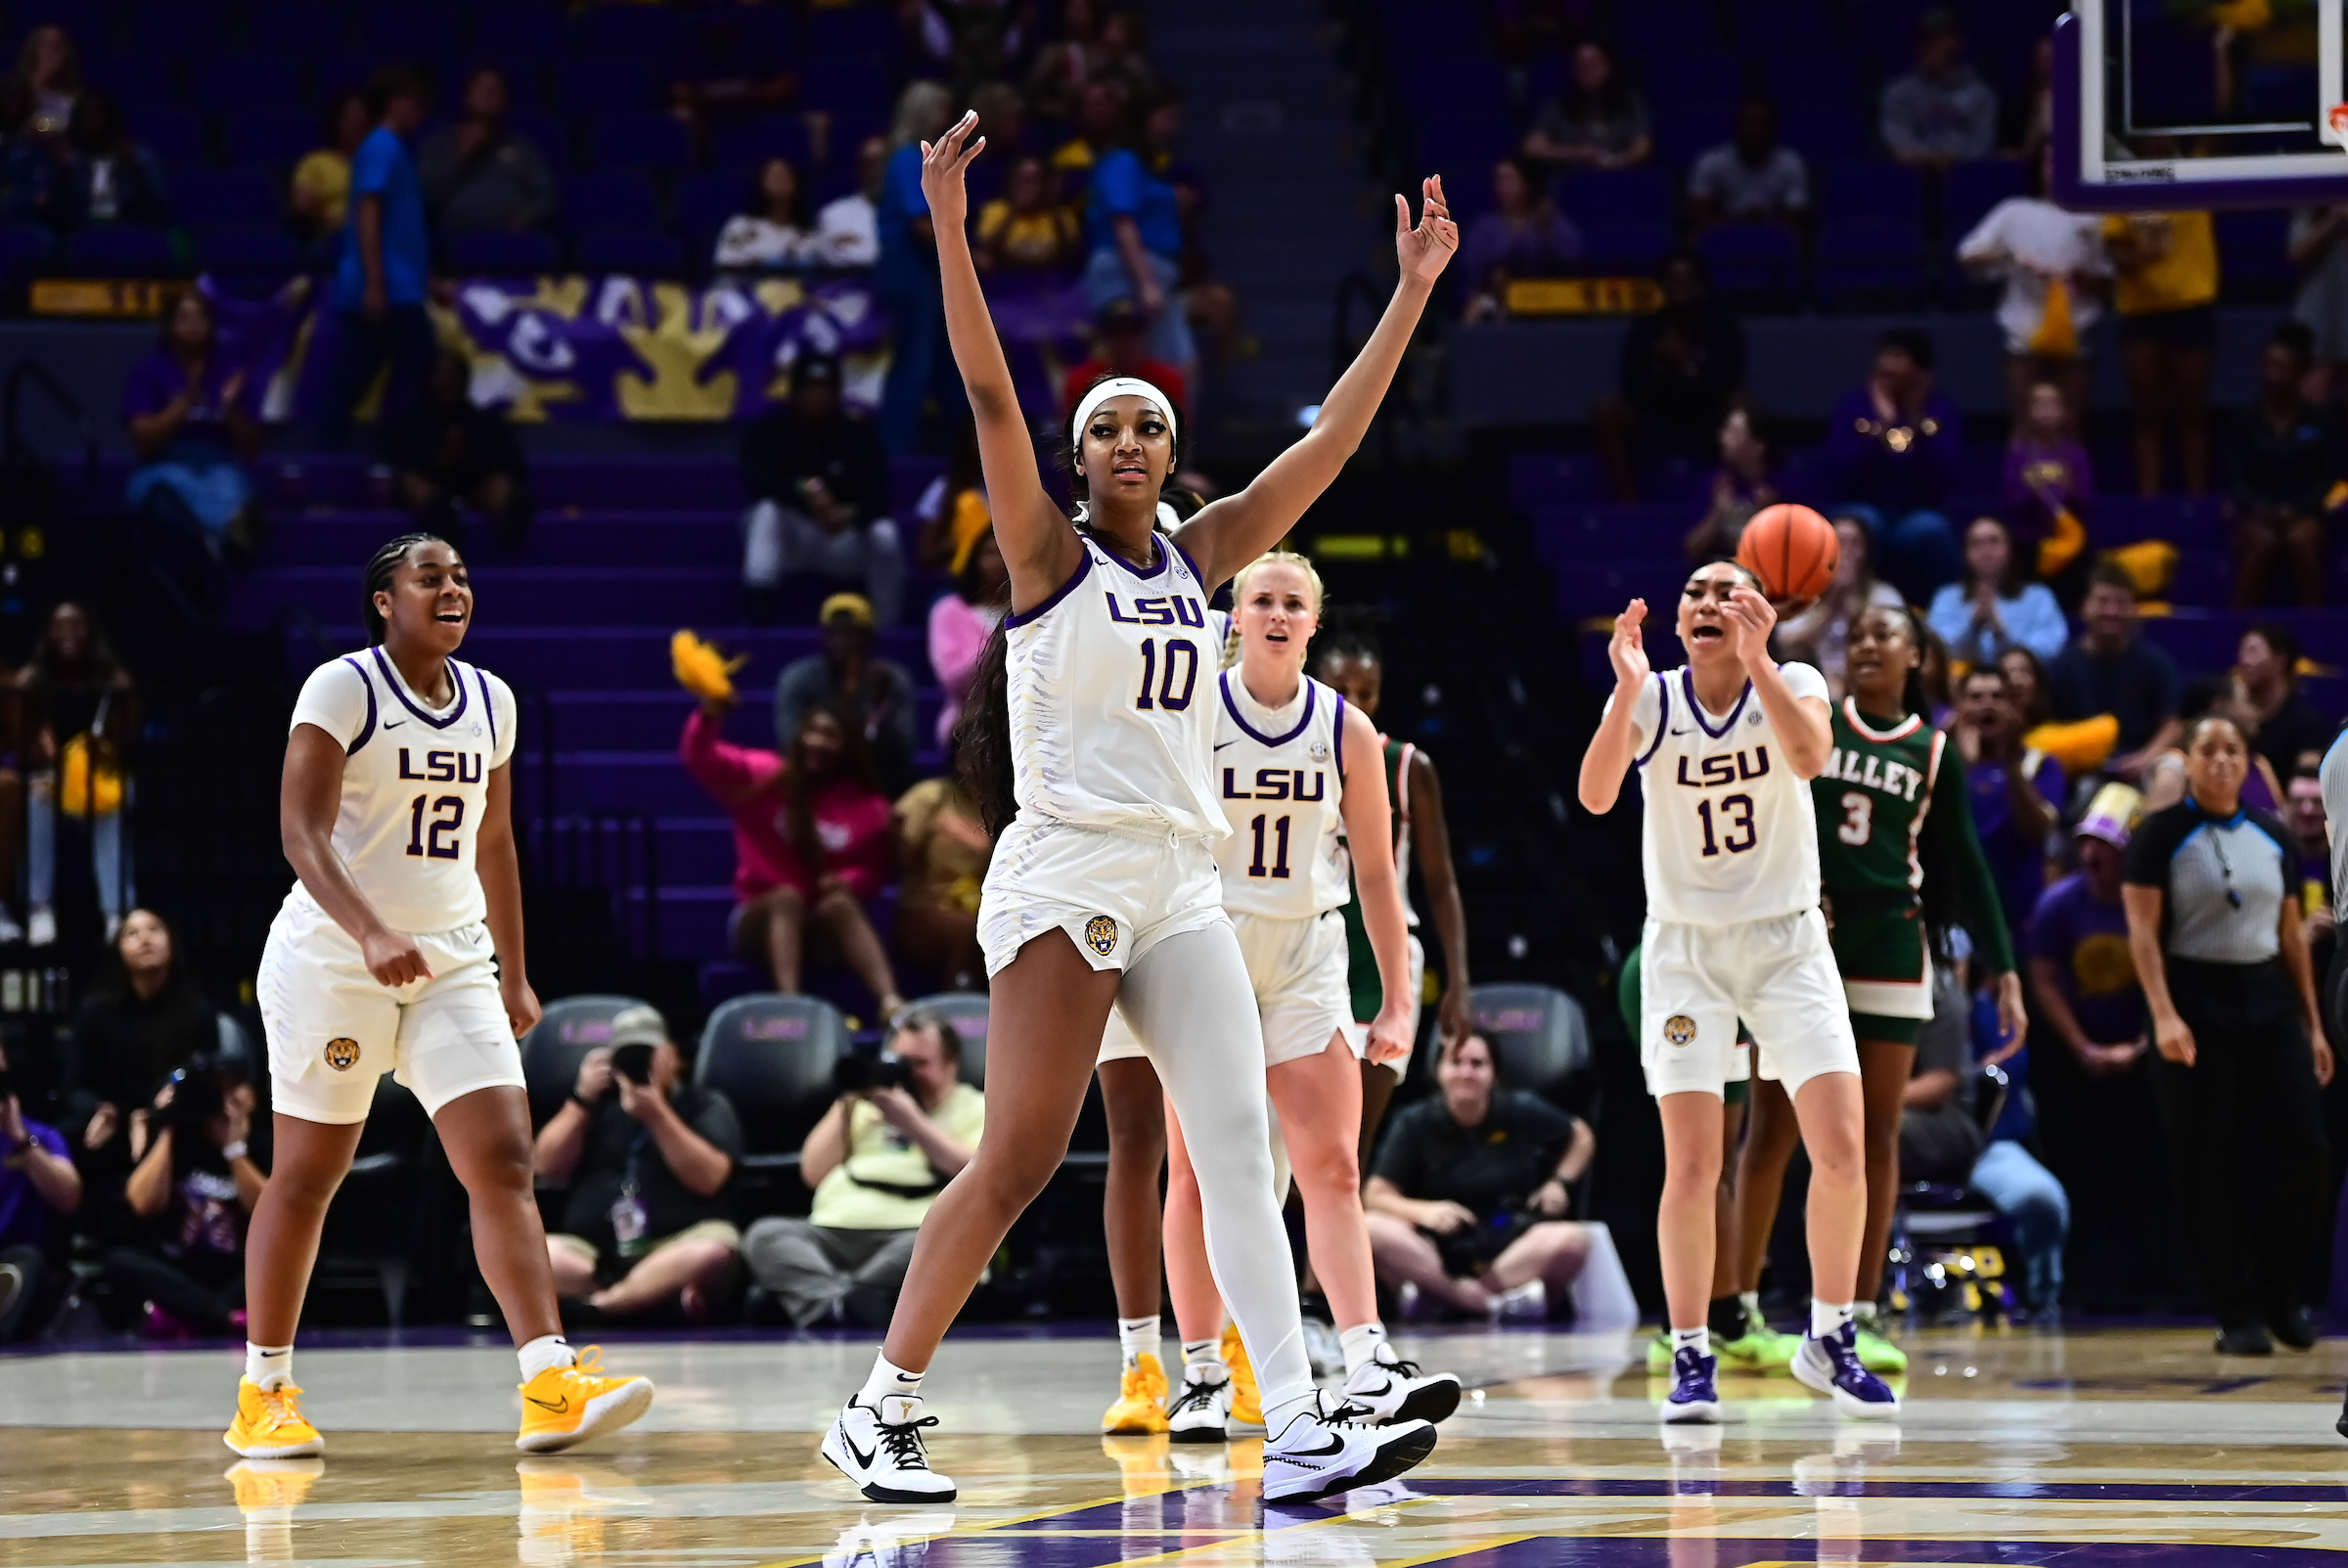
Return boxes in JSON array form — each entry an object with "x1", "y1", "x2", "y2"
[
  {"x1": 289, "y1": 91, "x2": 369, "y2": 253},
  {"x1": 2104, "y1": 188, "x2": 2218, "y2": 497},
  {"x1": 975, "y1": 155, "x2": 1078, "y2": 273}
]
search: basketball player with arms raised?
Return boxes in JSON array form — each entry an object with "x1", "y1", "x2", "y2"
[
  {"x1": 1578, "y1": 560, "x2": 1897, "y2": 1424},
  {"x1": 228, "y1": 534, "x2": 653, "y2": 1461}
]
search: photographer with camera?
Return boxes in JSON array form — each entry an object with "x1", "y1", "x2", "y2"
[
  {"x1": 102, "y1": 1054, "x2": 266, "y2": 1336},
  {"x1": 0, "y1": 1039, "x2": 82, "y2": 1341},
  {"x1": 743, "y1": 1009, "x2": 984, "y2": 1327},
  {"x1": 533, "y1": 1005, "x2": 743, "y2": 1325},
  {"x1": 1363, "y1": 1034, "x2": 1595, "y2": 1319}
]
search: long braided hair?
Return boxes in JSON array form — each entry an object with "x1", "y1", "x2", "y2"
[{"x1": 362, "y1": 532, "x2": 451, "y2": 645}]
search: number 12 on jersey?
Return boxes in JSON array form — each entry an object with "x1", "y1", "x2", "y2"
[
  {"x1": 1695, "y1": 793, "x2": 1755, "y2": 856},
  {"x1": 406, "y1": 793, "x2": 464, "y2": 860}
]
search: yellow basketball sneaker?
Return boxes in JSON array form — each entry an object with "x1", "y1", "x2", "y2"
[
  {"x1": 1102, "y1": 1352, "x2": 1171, "y2": 1434},
  {"x1": 1220, "y1": 1323, "x2": 1264, "y2": 1435},
  {"x1": 516, "y1": 1347, "x2": 656, "y2": 1454},
  {"x1": 225, "y1": 1456, "x2": 324, "y2": 1510},
  {"x1": 224, "y1": 1378, "x2": 325, "y2": 1458}
]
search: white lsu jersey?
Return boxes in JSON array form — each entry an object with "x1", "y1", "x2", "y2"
[
  {"x1": 284, "y1": 650, "x2": 519, "y2": 934},
  {"x1": 1004, "y1": 530, "x2": 1227, "y2": 841},
  {"x1": 1212, "y1": 670, "x2": 1351, "y2": 918},
  {"x1": 1610, "y1": 662, "x2": 1830, "y2": 926}
]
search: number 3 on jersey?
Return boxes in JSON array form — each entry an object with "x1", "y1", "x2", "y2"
[
  {"x1": 406, "y1": 794, "x2": 464, "y2": 860},
  {"x1": 1836, "y1": 791, "x2": 1872, "y2": 846},
  {"x1": 1695, "y1": 793, "x2": 1756, "y2": 857},
  {"x1": 1134, "y1": 637, "x2": 1198, "y2": 711}
]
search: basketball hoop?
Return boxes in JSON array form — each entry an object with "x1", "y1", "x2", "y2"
[{"x1": 2329, "y1": 103, "x2": 2348, "y2": 144}]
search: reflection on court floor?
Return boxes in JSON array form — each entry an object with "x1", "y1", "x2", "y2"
[{"x1": 6, "y1": 1326, "x2": 2348, "y2": 1568}]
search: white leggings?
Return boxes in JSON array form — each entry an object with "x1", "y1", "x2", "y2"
[{"x1": 1118, "y1": 923, "x2": 1312, "y2": 1416}]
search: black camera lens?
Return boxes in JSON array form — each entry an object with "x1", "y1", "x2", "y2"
[{"x1": 610, "y1": 1043, "x2": 656, "y2": 1085}]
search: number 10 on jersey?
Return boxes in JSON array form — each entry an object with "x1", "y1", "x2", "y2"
[{"x1": 1134, "y1": 637, "x2": 1199, "y2": 711}]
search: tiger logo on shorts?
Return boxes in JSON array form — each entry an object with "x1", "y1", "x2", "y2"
[
  {"x1": 324, "y1": 1037, "x2": 362, "y2": 1071},
  {"x1": 1084, "y1": 915, "x2": 1119, "y2": 956},
  {"x1": 1662, "y1": 1015, "x2": 1697, "y2": 1048}
]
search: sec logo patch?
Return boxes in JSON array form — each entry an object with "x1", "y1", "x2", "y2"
[
  {"x1": 324, "y1": 1037, "x2": 362, "y2": 1071},
  {"x1": 1662, "y1": 1015, "x2": 1697, "y2": 1048},
  {"x1": 1084, "y1": 915, "x2": 1119, "y2": 956}
]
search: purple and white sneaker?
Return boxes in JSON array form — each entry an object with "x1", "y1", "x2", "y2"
[
  {"x1": 1790, "y1": 1322, "x2": 1900, "y2": 1418},
  {"x1": 1660, "y1": 1346, "x2": 1720, "y2": 1424}
]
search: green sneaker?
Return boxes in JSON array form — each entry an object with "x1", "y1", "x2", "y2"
[
  {"x1": 1851, "y1": 1310, "x2": 1909, "y2": 1374},
  {"x1": 1716, "y1": 1324, "x2": 1800, "y2": 1370},
  {"x1": 1646, "y1": 1329, "x2": 1674, "y2": 1372}
]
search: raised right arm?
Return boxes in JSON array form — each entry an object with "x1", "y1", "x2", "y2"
[
  {"x1": 921, "y1": 113, "x2": 1083, "y2": 612},
  {"x1": 1577, "y1": 600, "x2": 1651, "y2": 815}
]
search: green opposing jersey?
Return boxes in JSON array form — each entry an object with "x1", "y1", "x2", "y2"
[{"x1": 1813, "y1": 700, "x2": 1944, "y2": 898}]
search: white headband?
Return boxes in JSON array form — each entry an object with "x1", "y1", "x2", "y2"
[{"x1": 1069, "y1": 377, "x2": 1178, "y2": 453}]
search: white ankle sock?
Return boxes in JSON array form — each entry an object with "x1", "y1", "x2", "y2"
[
  {"x1": 859, "y1": 1352, "x2": 925, "y2": 1407},
  {"x1": 1671, "y1": 1326, "x2": 1709, "y2": 1357},
  {"x1": 1181, "y1": 1337, "x2": 1226, "y2": 1379},
  {"x1": 1810, "y1": 1300, "x2": 1856, "y2": 1339},
  {"x1": 518, "y1": 1335, "x2": 575, "y2": 1382},
  {"x1": 1738, "y1": 1290, "x2": 1762, "y2": 1321},
  {"x1": 1265, "y1": 1390, "x2": 1319, "y2": 1433},
  {"x1": 1117, "y1": 1315, "x2": 1160, "y2": 1368},
  {"x1": 245, "y1": 1343, "x2": 294, "y2": 1390},
  {"x1": 1337, "y1": 1322, "x2": 1388, "y2": 1376}
]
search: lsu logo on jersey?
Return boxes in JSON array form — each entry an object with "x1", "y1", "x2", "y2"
[
  {"x1": 1662, "y1": 1015, "x2": 1698, "y2": 1048},
  {"x1": 323, "y1": 1037, "x2": 362, "y2": 1071},
  {"x1": 1084, "y1": 915, "x2": 1119, "y2": 956},
  {"x1": 1675, "y1": 748, "x2": 1771, "y2": 788},
  {"x1": 1105, "y1": 594, "x2": 1207, "y2": 627},
  {"x1": 396, "y1": 747, "x2": 485, "y2": 784}
]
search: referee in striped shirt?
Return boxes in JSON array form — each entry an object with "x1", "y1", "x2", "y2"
[{"x1": 2124, "y1": 712, "x2": 2334, "y2": 1357}]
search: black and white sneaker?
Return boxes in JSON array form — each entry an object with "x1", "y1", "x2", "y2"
[
  {"x1": 821, "y1": 1397, "x2": 958, "y2": 1503},
  {"x1": 1260, "y1": 1393, "x2": 1437, "y2": 1503},
  {"x1": 1338, "y1": 1347, "x2": 1462, "y2": 1425},
  {"x1": 1166, "y1": 1368, "x2": 1232, "y2": 1444}
]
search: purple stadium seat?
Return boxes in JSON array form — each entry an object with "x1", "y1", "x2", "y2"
[
  {"x1": 142, "y1": 0, "x2": 233, "y2": 58},
  {"x1": 1814, "y1": 158, "x2": 1923, "y2": 223},
  {"x1": 1580, "y1": 219, "x2": 1674, "y2": 270},
  {"x1": 713, "y1": 117, "x2": 815, "y2": 173},
  {"x1": 187, "y1": 53, "x2": 306, "y2": 115},
  {"x1": 475, "y1": 1, "x2": 572, "y2": 60},
  {"x1": 1763, "y1": 47, "x2": 1866, "y2": 110},
  {"x1": 1558, "y1": 167, "x2": 1675, "y2": 229},
  {"x1": 799, "y1": 53, "x2": 892, "y2": 120},
  {"x1": 244, "y1": 0, "x2": 348, "y2": 58},
  {"x1": 556, "y1": 56, "x2": 656, "y2": 115},
  {"x1": 448, "y1": 230, "x2": 562, "y2": 277},
  {"x1": 678, "y1": 168, "x2": 752, "y2": 246},
  {"x1": 311, "y1": 56, "x2": 378, "y2": 105},
  {"x1": 67, "y1": 225, "x2": 180, "y2": 277},
  {"x1": 586, "y1": 112, "x2": 696, "y2": 174},
  {"x1": 133, "y1": 106, "x2": 210, "y2": 168},
  {"x1": 506, "y1": 109, "x2": 574, "y2": 169},
  {"x1": 580, "y1": 5, "x2": 690, "y2": 67},
  {"x1": 1852, "y1": 0, "x2": 1928, "y2": 71},
  {"x1": 1813, "y1": 217, "x2": 1926, "y2": 311},
  {"x1": 194, "y1": 223, "x2": 303, "y2": 275},
  {"x1": 560, "y1": 171, "x2": 662, "y2": 231},
  {"x1": 171, "y1": 167, "x2": 281, "y2": 225},
  {"x1": 1640, "y1": 54, "x2": 1744, "y2": 115},
  {"x1": 358, "y1": 2, "x2": 461, "y2": 62},
  {"x1": 85, "y1": 52, "x2": 176, "y2": 107},
  {"x1": 1616, "y1": 0, "x2": 1730, "y2": 63},
  {"x1": 574, "y1": 227, "x2": 687, "y2": 277},
  {"x1": 219, "y1": 106, "x2": 317, "y2": 169},
  {"x1": 807, "y1": 4, "x2": 898, "y2": 58},
  {"x1": 1695, "y1": 222, "x2": 1799, "y2": 305},
  {"x1": 1775, "y1": 102, "x2": 1872, "y2": 162},
  {"x1": 1941, "y1": 158, "x2": 2029, "y2": 239},
  {"x1": 1650, "y1": 107, "x2": 1729, "y2": 172},
  {"x1": 0, "y1": 223, "x2": 53, "y2": 277}
]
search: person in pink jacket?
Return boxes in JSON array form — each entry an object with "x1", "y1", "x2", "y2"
[
  {"x1": 680, "y1": 691, "x2": 906, "y2": 1019},
  {"x1": 926, "y1": 530, "x2": 1008, "y2": 747}
]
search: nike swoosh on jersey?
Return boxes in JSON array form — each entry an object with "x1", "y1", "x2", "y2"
[
  {"x1": 1213, "y1": 739, "x2": 1239, "y2": 750},
  {"x1": 383, "y1": 719, "x2": 405, "y2": 729}
]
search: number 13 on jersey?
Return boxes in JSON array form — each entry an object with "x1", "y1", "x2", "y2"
[{"x1": 1695, "y1": 793, "x2": 1755, "y2": 856}]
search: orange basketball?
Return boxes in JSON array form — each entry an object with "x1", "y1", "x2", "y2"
[{"x1": 1737, "y1": 503, "x2": 1839, "y2": 603}]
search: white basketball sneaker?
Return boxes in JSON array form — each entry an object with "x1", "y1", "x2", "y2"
[
  {"x1": 1165, "y1": 1366, "x2": 1233, "y2": 1444},
  {"x1": 1337, "y1": 1346, "x2": 1462, "y2": 1425},
  {"x1": 821, "y1": 1397, "x2": 958, "y2": 1503},
  {"x1": 1260, "y1": 1393, "x2": 1437, "y2": 1503}
]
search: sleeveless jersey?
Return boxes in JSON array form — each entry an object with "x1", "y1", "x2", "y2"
[
  {"x1": 1004, "y1": 530, "x2": 1226, "y2": 841},
  {"x1": 1614, "y1": 662, "x2": 1831, "y2": 926},
  {"x1": 1212, "y1": 670, "x2": 1350, "y2": 918},
  {"x1": 1812, "y1": 699, "x2": 1946, "y2": 899},
  {"x1": 284, "y1": 650, "x2": 519, "y2": 933}
]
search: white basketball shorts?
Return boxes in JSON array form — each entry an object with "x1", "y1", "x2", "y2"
[
  {"x1": 258, "y1": 895, "x2": 526, "y2": 1125},
  {"x1": 1638, "y1": 907, "x2": 1858, "y2": 1099},
  {"x1": 977, "y1": 815, "x2": 1227, "y2": 979},
  {"x1": 1100, "y1": 908, "x2": 1352, "y2": 1069}
]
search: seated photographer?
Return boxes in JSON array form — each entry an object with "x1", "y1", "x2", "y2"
[
  {"x1": 100, "y1": 1055, "x2": 266, "y2": 1337},
  {"x1": 742, "y1": 1009, "x2": 984, "y2": 1327},
  {"x1": 0, "y1": 1039, "x2": 81, "y2": 1341},
  {"x1": 1363, "y1": 1034, "x2": 1596, "y2": 1318},
  {"x1": 533, "y1": 1006, "x2": 743, "y2": 1326}
]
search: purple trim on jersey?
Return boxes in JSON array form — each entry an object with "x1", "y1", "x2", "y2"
[
  {"x1": 339, "y1": 655, "x2": 378, "y2": 756},
  {"x1": 1682, "y1": 666, "x2": 1751, "y2": 738},
  {"x1": 1167, "y1": 535, "x2": 1205, "y2": 586},
  {"x1": 1101, "y1": 532, "x2": 1171, "y2": 579},
  {"x1": 1632, "y1": 672, "x2": 1669, "y2": 769},
  {"x1": 472, "y1": 663, "x2": 496, "y2": 754},
  {"x1": 1003, "y1": 550, "x2": 1095, "y2": 629},
  {"x1": 1219, "y1": 670, "x2": 1317, "y2": 747},
  {"x1": 370, "y1": 646, "x2": 471, "y2": 730},
  {"x1": 1332, "y1": 694, "x2": 1347, "y2": 781}
]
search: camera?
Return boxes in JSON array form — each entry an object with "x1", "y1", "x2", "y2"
[
  {"x1": 610, "y1": 1043, "x2": 656, "y2": 1086},
  {"x1": 833, "y1": 1051, "x2": 915, "y2": 1096},
  {"x1": 159, "y1": 1055, "x2": 245, "y2": 1139}
]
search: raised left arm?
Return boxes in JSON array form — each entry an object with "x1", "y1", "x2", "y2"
[{"x1": 1176, "y1": 178, "x2": 1457, "y2": 588}]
